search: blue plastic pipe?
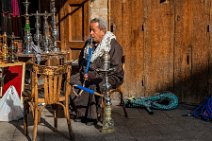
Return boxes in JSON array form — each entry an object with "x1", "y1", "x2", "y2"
[
  {"x1": 85, "y1": 44, "x2": 93, "y2": 74},
  {"x1": 74, "y1": 84, "x2": 103, "y2": 97},
  {"x1": 75, "y1": 84, "x2": 94, "y2": 94}
]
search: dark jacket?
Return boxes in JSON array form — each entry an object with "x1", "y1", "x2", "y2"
[{"x1": 78, "y1": 38, "x2": 124, "y2": 89}]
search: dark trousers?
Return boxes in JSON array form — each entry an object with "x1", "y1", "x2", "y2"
[{"x1": 70, "y1": 73, "x2": 103, "y2": 120}]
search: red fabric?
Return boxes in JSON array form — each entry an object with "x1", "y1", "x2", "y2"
[
  {"x1": 12, "y1": 0, "x2": 20, "y2": 17},
  {"x1": 2, "y1": 65, "x2": 23, "y2": 98}
]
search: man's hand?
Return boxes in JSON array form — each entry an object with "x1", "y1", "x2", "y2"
[
  {"x1": 84, "y1": 73, "x2": 88, "y2": 80},
  {"x1": 83, "y1": 71, "x2": 103, "y2": 84},
  {"x1": 84, "y1": 72, "x2": 96, "y2": 81}
]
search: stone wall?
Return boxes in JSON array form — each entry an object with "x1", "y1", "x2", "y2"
[{"x1": 90, "y1": 0, "x2": 108, "y2": 24}]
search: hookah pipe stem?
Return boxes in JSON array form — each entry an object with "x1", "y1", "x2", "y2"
[
  {"x1": 34, "y1": 11, "x2": 41, "y2": 48},
  {"x1": 43, "y1": 11, "x2": 50, "y2": 53},
  {"x1": 103, "y1": 51, "x2": 111, "y2": 95},
  {"x1": 23, "y1": 0, "x2": 33, "y2": 54},
  {"x1": 50, "y1": 0, "x2": 58, "y2": 51}
]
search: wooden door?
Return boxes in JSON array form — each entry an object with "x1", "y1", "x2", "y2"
[
  {"x1": 110, "y1": 0, "x2": 211, "y2": 103},
  {"x1": 58, "y1": 0, "x2": 90, "y2": 60}
]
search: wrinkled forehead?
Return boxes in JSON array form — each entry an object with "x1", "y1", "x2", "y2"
[{"x1": 90, "y1": 22, "x2": 100, "y2": 31}]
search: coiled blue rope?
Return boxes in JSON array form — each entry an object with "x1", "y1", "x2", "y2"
[
  {"x1": 192, "y1": 96, "x2": 212, "y2": 121},
  {"x1": 124, "y1": 92, "x2": 178, "y2": 113}
]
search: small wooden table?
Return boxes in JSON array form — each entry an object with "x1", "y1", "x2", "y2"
[{"x1": 17, "y1": 52, "x2": 68, "y2": 66}]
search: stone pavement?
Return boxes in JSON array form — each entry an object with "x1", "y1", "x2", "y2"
[{"x1": 1, "y1": 103, "x2": 212, "y2": 141}]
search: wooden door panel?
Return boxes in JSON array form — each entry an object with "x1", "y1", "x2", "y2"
[
  {"x1": 174, "y1": 0, "x2": 210, "y2": 103},
  {"x1": 143, "y1": 0, "x2": 174, "y2": 96},
  {"x1": 110, "y1": 0, "x2": 145, "y2": 98}
]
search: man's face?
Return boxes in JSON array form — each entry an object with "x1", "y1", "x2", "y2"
[{"x1": 90, "y1": 22, "x2": 105, "y2": 43}]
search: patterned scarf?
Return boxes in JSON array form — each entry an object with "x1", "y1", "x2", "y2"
[{"x1": 84, "y1": 31, "x2": 116, "y2": 62}]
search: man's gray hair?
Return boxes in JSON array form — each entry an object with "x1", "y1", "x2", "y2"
[{"x1": 90, "y1": 18, "x2": 107, "y2": 32}]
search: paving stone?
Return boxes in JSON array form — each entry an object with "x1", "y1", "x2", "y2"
[{"x1": 0, "y1": 104, "x2": 212, "y2": 141}]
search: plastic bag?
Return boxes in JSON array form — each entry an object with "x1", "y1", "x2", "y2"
[{"x1": 0, "y1": 85, "x2": 23, "y2": 121}]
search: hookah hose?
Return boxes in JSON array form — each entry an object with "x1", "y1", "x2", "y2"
[
  {"x1": 73, "y1": 84, "x2": 103, "y2": 97},
  {"x1": 78, "y1": 38, "x2": 93, "y2": 95},
  {"x1": 85, "y1": 45, "x2": 93, "y2": 74}
]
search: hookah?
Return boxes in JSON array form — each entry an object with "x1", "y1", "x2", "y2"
[
  {"x1": 0, "y1": 34, "x2": 3, "y2": 63},
  {"x1": 71, "y1": 50, "x2": 115, "y2": 133},
  {"x1": 100, "y1": 51, "x2": 115, "y2": 133},
  {"x1": 50, "y1": 0, "x2": 59, "y2": 52},
  {"x1": 2, "y1": 32, "x2": 9, "y2": 63},
  {"x1": 9, "y1": 33, "x2": 18, "y2": 62},
  {"x1": 43, "y1": 11, "x2": 52, "y2": 53},
  {"x1": 34, "y1": 10, "x2": 42, "y2": 52},
  {"x1": 23, "y1": 0, "x2": 33, "y2": 54}
]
